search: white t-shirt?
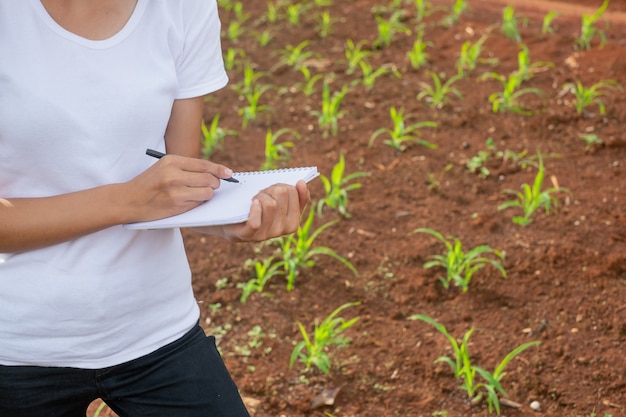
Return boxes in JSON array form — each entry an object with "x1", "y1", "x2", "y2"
[{"x1": 0, "y1": 0, "x2": 228, "y2": 368}]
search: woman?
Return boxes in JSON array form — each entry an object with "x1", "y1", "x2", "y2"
[{"x1": 0, "y1": 0, "x2": 309, "y2": 416}]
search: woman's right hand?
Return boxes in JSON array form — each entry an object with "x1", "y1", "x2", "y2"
[
  {"x1": 122, "y1": 154, "x2": 235, "y2": 223},
  {"x1": 0, "y1": 154, "x2": 234, "y2": 253}
]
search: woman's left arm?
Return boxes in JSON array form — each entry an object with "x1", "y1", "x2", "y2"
[{"x1": 164, "y1": 97, "x2": 310, "y2": 241}]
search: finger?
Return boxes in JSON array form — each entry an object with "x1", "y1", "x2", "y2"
[
  {"x1": 295, "y1": 180, "x2": 311, "y2": 212},
  {"x1": 163, "y1": 154, "x2": 235, "y2": 181}
]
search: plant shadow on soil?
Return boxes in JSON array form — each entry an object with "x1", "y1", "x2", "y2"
[{"x1": 91, "y1": 0, "x2": 626, "y2": 416}]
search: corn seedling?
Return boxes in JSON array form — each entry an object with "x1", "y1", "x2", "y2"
[
  {"x1": 356, "y1": 60, "x2": 401, "y2": 91},
  {"x1": 441, "y1": 0, "x2": 468, "y2": 27},
  {"x1": 261, "y1": 128, "x2": 299, "y2": 170},
  {"x1": 290, "y1": 302, "x2": 360, "y2": 374},
  {"x1": 286, "y1": 2, "x2": 311, "y2": 25},
  {"x1": 225, "y1": 20, "x2": 246, "y2": 43},
  {"x1": 238, "y1": 257, "x2": 285, "y2": 303},
  {"x1": 413, "y1": 0, "x2": 433, "y2": 21},
  {"x1": 217, "y1": 0, "x2": 235, "y2": 11},
  {"x1": 579, "y1": 133, "x2": 604, "y2": 152},
  {"x1": 498, "y1": 153, "x2": 568, "y2": 226},
  {"x1": 413, "y1": 228, "x2": 507, "y2": 291},
  {"x1": 514, "y1": 44, "x2": 553, "y2": 82},
  {"x1": 408, "y1": 314, "x2": 541, "y2": 415},
  {"x1": 310, "y1": 81, "x2": 349, "y2": 137},
  {"x1": 369, "y1": 106, "x2": 437, "y2": 151},
  {"x1": 252, "y1": 29, "x2": 274, "y2": 47},
  {"x1": 298, "y1": 67, "x2": 326, "y2": 97},
  {"x1": 223, "y1": 47, "x2": 246, "y2": 72},
  {"x1": 455, "y1": 34, "x2": 494, "y2": 77},
  {"x1": 201, "y1": 114, "x2": 237, "y2": 159},
  {"x1": 407, "y1": 26, "x2": 432, "y2": 70},
  {"x1": 575, "y1": 0, "x2": 609, "y2": 50},
  {"x1": 238, "y1": 85, "x2": 272, "y2": 128},
  {"x1": 482, "y1": 71, "x2": 544, "y2": 115},
  {"x1": 278, "y1": 40, "x2": 316, "y2": 71},
  {"x1": 466, "y1": 138, "x2": 497, "y2": 178},
  {"x1": 315, "y1": 10, "x2": 336, "y2": 38},
  {"x1": 317, "y1": 153, "x2": 370, "y2": 218},
  {"x1": 343, "y1": 39, "x2": 373, "y2": 75},
  {"x1": 417, "y1": 71, "x2": 463, "y2": 109},
  {"x1": 500, "y1": 5, "x2": 521, "y2": 42},
  {"x1": 542, "y1": 11, "x2": 559, "y2": 34},
  {"x1": 233, "y1": 63, "x2": 268, "y2": 97},
  {"x1": 259, "y1": 1, "x2": 281, "y2": 24},
  {"x1": 275, "y1": 207, "x2": 358, "y2": 291},
  {"x1": 373, "y1": 11, "x2": 411, "y2": 49},
  {"x1": 560, "y1": 79, "x2": 622, "y2": 115},
  {"x1": 232, "y1": 2, "x2": 249, "y2": 22}
]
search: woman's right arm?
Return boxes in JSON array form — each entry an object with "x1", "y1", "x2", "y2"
[{"x1": 0, "y1": 155, "x2": 234, "y2": 253}]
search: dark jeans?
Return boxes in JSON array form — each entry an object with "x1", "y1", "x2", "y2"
[{"x1": 0, "y1": 324, "x2": 250, "y2": 417}]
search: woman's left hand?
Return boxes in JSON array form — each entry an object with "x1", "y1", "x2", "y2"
[{"x1": 221, "y1": 180, "x2": 310, "y2": 242}]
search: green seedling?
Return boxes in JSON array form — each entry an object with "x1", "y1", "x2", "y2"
[
  {"x1": 317, "y1": 153, "x2": 369, "y2": 218},
  {"x1": 223, "y1": 47, "x2": 246, "y2": 72},
  {"x1": 369, "y1": 106, "x2": 437, "y2": 151},
  {"x1": 278, "y1": 40, "x2": 316, "y2": 71},
  {"x1": 297, "y1": 67, "x2": 326, "y2": 97},
  {"x1": 579, "y1": 133, "x2": 604, "y2": 152},
  {"x1": 500, "y1": 5, "x2": 521, "y2": 42},
  {"x1": 356, "y1": 60, "x2": 400, "y2": 91},
  {"x1": 407, "y1": 26, "x2": 432, "y2": 70},
  {"x1": 217, "y1": 0, "x2": 235, "y2": 11},
  {"x1": 441, "y1": 0, "x2": 468, "y2": 27},
  {"x1": 560, "y1": 79, "x2": 622, "y2": 115},
  {"x1": 225, "y1": 20, "x2": 246, "y2": 42},
  {"x1": 542, "y1": 10, "x2": 559, "y2": 34},
  {"x1": 275, "y1": 207, "x2": 358, "y2": 291},
  {"x1": 315, "y1": 10, "x2": 335, "y2": 38},
  {"x1": 417, "y1": 71, "x2": 463, "y2": 109},
  {"x1": 233, "y1": 63, "x2": 268, "y2": 97},
  {"x1": 232, "y1": 2, "x2": 249, "y2": 22},
  {"x1": 201, "y1": 114, "x2": 237, "y2": 159},
  {"x1": 290, "y1": 302, "x2": 360, "y2": 374},
  {"x1": 413, "y1": 0, "x2": 433, "y2": 22},
  {"x1": 343, "y1": 39, "x2": 373, "y2": 75},
  {"x1": 514, "y1": 44, "x2": 553, "y2": 82},
  {"x1": 466, "y1": 138, "x2": 497, "y2": 178},
  {"x1": 482, "y1": 71, "x2": 544, "y2": 115},
  {"x1": 408, "y1": 314, "x2": 541, "y2": 415},
  {"x1": 238, "y1": 85, "x2": 272, "y2": 128},
  {"x1": 260, "y1": 1, "x2": 281, "y2": 24},
  {"x1": 238, "y1": 256, "x2": 285, "y2": 303},
  {"x1": 455, "y1": 35, "x2": 488, "y2": 77},
  {"x1": 286, "y1": 2, "x2": 311, "y2": 25},
  {"x1": 575, "y1": 0, "x2": 609, "y2": 50},
  {"x1": 498, "y1": 153, "x2": 569, "y2": 226},
  {"x1": 261, "y1": 128, "x2": 299, "y2": 170},
  {"x1": 310, "y1": 81, "x2": 349, "y2": 137},
  {"x1": 252, "y1": 29, "x2": 274, "y2": 47},
  {"x1": 413, "y1": 228, "x2": 507, "y2": 292},
  {"x1": 373, "y1": 10, "x2": 411, "y2": 49}
]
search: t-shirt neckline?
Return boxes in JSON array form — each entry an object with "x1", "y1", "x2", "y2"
[{"x1": 32, "y1": 0, "x2": 147, "y2": 49}]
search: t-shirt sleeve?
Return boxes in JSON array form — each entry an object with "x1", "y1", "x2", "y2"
[{"x1": 175, "y1": 0, "x2": 228, "y2": 99}]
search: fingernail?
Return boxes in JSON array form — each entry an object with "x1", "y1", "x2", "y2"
[{"x1": 224, "y1": 168, "x2": 233, "y2": 177}]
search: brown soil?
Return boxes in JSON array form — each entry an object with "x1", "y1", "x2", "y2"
[{"x1": 91, "y1": 1, "x2": 626, "y2": 416}]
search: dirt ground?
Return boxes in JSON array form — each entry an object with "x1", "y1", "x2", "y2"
[{"x1": 92, "y1": 0, "x2": 626, "y2": 416}]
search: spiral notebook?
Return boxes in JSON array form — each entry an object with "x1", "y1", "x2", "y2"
[{"x1": 124, "y1": 166, "x2": 318, "y2": 229}]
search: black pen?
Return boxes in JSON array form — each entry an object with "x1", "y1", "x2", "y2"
[{"x1": 145, "y1": 148, "x2": 239, "y2": 183}]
